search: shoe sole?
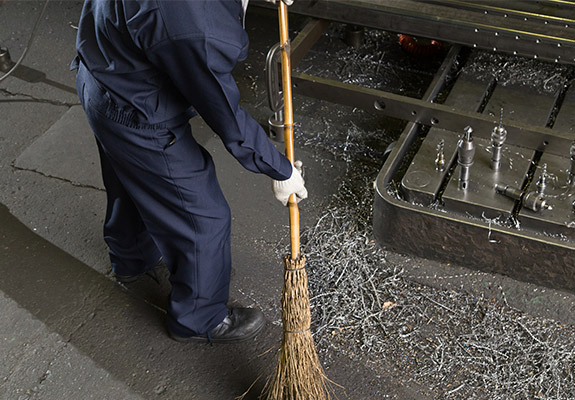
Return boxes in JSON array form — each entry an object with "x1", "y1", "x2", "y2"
[{"x1": 169, "y1": 320, "x2": 265, "y2": 344}]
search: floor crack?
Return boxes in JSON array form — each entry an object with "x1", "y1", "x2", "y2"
[
  {"x1": 11, "y1": 164, "x2": 104, "y2": 191},
  {"x1": 0, "y1": 88, "x2": 79, "y2": 107}
]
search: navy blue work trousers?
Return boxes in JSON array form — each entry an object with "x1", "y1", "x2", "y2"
[{"x1": 77, "y1": 66, "x2": 230, "y2": 336}]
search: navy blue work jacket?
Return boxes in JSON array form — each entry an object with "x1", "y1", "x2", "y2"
[{"x1": 74, "y1": 0, "x2": 292, "y2": 181}]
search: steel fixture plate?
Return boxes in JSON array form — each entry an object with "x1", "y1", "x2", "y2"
[
  {"x1": 402, "y1": 129, "x2": 459, "y2": 205},
  {"x1": 443, "y1": 136, "x2": 533, "y2": 220}
]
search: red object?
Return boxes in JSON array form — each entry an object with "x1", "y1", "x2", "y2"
[{"x1": 399, "y1": 34, "x2": 443, "y2": 56}]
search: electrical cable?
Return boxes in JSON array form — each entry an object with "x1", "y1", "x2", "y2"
[{"x1": 0, "y1": 0, "x2": 50, "y2": 83}]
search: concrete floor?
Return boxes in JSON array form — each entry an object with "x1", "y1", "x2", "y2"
[{"x1": 1, "y1": 1, "x2": 575, "y2": 399}]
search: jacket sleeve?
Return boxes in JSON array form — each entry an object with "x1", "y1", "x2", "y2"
[{"x1": 146, "y1": 35, "x2": 293, "y2": 181}]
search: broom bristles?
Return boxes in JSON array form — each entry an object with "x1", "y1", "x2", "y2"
[{"x1": 262, "y1": 256, "x2": 331, "y2": 400}]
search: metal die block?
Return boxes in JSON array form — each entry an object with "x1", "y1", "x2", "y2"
[
  {"x1": 401, "y1": 128, "x2": 458, "y2": 205},
  {"x1": 443, "y1": 73, "x2": 492, "y2": 113},
  {"x1": 485, "y1": 85, "x2": 556, "y2": 127},
  {"x1": 443, "y1": 137, "x2": 534, "y2": 220},
  {"x1": 521, "y1": 152, "x2": 575, "y2": 240},
  {"x1": 551, "y1": 86, "x2": 575, "y2": 135}
]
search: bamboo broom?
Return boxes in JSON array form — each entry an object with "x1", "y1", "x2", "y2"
[{"x1": 262, "y1": 2, "x2": 331, "y2": 399}]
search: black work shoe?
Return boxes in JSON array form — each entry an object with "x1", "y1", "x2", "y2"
[
  {"x1": 169, "y1": 307, "x2": 265, "y2": 344},
  {"x1": 115, "y1": 258, "x2": 166, "y2": 284}
]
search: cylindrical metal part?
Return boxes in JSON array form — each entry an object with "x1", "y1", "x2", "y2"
[
  {"x1": 457, "y1": 126, "x2": 475, "y2": 191},
  {"x1": 569, "y1": 141, "x2": 575, "y2": 186},
  {"x1": 491, "y1": 146, "x2": 503, "y2": 171},
  {"x1": 495, "y1": 184, "x2": 550, "y2": 212},
  {"x1": 458, "y1": 167, "x2": 470, "y2": 190},
  {"x1": 490, "y1": 125, "x2": 507, "y2": 171},
  {"x1": 0, "y1": 47, "x2": 13, "y2": 72},
  {"x1": 523, "y1": 192, "x2": 550, "y2": 212},
  {"x1": 495, "y1": 184, "x2": 521, "y2": 200},
  {"x1": 435, "y1": 153, "x2": 445, "y2": 171},
  {"x1": 536, "y1": 163, "x2": 548, "y2": 194},
  {"x1": 268, "y1": 111, "x2": 284, "y2": 142},
  {"x1": 435, "y1": 139, "x2": 445, "y2": 171},
  {"x1": 345, "y1": 25, "x2": 364, "y2": 48}
]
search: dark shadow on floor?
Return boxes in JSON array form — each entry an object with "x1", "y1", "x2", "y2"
[{"x1": 0, "y1": 203, "x2": 277, "y2": 399}]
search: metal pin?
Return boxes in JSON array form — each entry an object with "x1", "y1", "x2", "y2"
[
  {"x1": 435, "y1": 139, "x2": 446, "y2": 171},
  {"x1": 490, "y1": 109, "x2": 507, "y2": 171},
  {"x1": 457, "y1": 126, "x2": 475, "y2": 191},
  {"x1": 536, "y1": 163, "x2": 548, "y2": 194}
]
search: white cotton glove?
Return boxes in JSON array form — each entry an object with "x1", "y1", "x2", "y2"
[{"x1": 272, "y1": 160, "x2": 308, "y2": 206}]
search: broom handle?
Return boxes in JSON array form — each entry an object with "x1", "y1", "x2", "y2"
[{"x1": 278, "y1": 2, "x2": 300, "y2": 260}]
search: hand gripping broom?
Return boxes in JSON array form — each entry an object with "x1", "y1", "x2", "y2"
[{"x1": 262, "y1": 2, "x2": 331, "y2": 399}]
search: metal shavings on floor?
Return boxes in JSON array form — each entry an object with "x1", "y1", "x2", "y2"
[
  {"x1": 460, "y1": 51, "x2": 575, "y2": 94},
  {"x1": 288, "y1": 128, "x2": 575, "y2": 399},
  {"x1": 295, "y1": 24, "x2": 444, "y2": 98},
  {"x1": 275, "y1": 24, "x2": 575, "y2": 398}
]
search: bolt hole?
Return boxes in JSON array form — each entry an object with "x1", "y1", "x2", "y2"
[
  {"x1": 411, "y1": 110, "x2": 417, "y2": 116},
  {"x1": 431, "y1": 118, "x2": 439, "y2": 125},
  {"x1": 374, "y1": 100, "x2": 386, "y2": 110}
]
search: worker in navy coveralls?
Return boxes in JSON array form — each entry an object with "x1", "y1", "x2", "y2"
[{"x1": 73, "y1": 0, "x2": 307, "y2": 343}]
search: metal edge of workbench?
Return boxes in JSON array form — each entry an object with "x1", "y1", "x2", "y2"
[{"x1": 252, "y1": 0, "x2": 575, "y2": 65}]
